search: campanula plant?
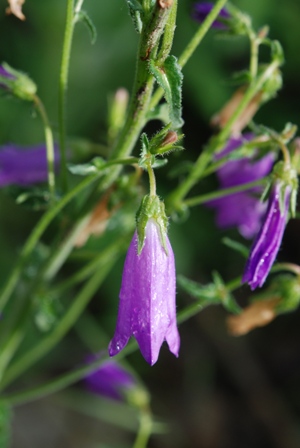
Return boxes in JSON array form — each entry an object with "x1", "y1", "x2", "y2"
[{"x1": 0, "y1": 1, "x2": 300, "y2": 447}]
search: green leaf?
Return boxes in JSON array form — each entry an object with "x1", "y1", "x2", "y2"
[
  {"x1": 271, "y1": 40, "x2": 285, "y2": 65},
  {"x1": 68, "y1": 157, "x2": 105, "y2": 176},
  {"x1": 75, "y1": 10, "x2": 97, "y2": 44},
  {"x1": 222, "y1": 237, "x2": 249, "y2": 258},
  {"x1": 146, "y1": 103, "x2": 170, "y2": 124},
  {"x1": 149, "y1": 55, "x2": 183, "y2": 129},
  {"x1": 177, "y1": 275, "x2": 220, "y2": 305},
  {"x1": 6, "y1": 186, "x2": 52, "y2": 211},
  {"x1": 152, "y1": 158, "x2": 168, "y2": 169},
  {"x1": 126, "y1": 0, "x2": 143, "y2": 33},
  {"x1": 178, "y1": 273, "x2": 241, "y2": 314}
]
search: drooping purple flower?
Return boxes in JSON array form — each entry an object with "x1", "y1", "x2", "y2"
[
  {"x1": 242, "y1": 182, "x2": 291, "y2": 290},
  {"x1": 109, "y1": 219, "x2": 180, "y2": 366},
  {"x1": 192, "y1": 2, "x2": 230, "y2": 29},
  {"x1": 0, "y1": 144, "x2": 59, "y2": 187},
  {"x1": 207, "y1": 135, "x2": 275, "y2": 239},
  {"x1": 85, "y1": 355, "x2": 135, "y2": 401}
]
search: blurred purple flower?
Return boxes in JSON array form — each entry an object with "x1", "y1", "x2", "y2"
[
  {"x1": 85, "y1": 356, "x2": 135, "y2": 401},
  {"x1": 0, "y1": 64, "x2": 15, "y2": 89},
  {"x1": 192, "y1": 2, "x2": 230, "y2": 28},
  {"x1": 243, "y1": 182, "x2": 291, "y2": 290},
  {"x1": 0, "y1": 65, "x2": 15, "y2": 80},
  {"x1": 109, "y1": 219, "x2": 180, "y2": 366},
  {"x1": 0, "y1": 144, "x2": 59, "y2": 187},
  {"x1": 207, "y1": 135, "x2": 274, "y2": 239}
]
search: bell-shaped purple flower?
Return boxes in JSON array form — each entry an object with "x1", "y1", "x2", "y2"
[
  {"x1": 242, "y1": 181, "x2": 291, "y2": 290},
  {"x1": 207, "y1": 135, "x2": 275, "y2": 238},
  {"x1": 85, "y1": 355, "x2": 135, "y2": 401},
  {"x1": 192, "y1": 2, "x2": 230, "y2": 28},
  {"x1": 109, "y1": 219, "x2": 180, "y2": 366},
  {"x1": 0, "y1": 143, "x2": 59, "y2": 187}
]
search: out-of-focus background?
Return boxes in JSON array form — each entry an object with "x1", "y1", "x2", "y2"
[{"x1": 1, "y1": 1, "x2": 300, "y2": 447}]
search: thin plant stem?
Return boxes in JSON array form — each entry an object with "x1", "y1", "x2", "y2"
[
  {"x1": 147, "y1": 164, "x2": 157, "y2": 196},
  {"x1": 177, "y1": 276, "x2": 242, "y2": 325},
  {"x1": 178, "y1": 0, "x2": 228, "y2": 67},
  {"x1": 167, "y1": 60, "x2": 280, "y2": 211},
  {"x1": 271, "y1": 263, "x2": 300, "y2": 277},
  {"x1": 0, "y1": 341, "x2": 138, "y2": 406},
  {"x1": 183, "y1": 179, "x2": 265, "y2": 208},
  {"x1": 74, "y1": 0, "x2": 84, "y2": 14},
  {"x1": 33, "y1": 95, "x2": 56, "y2": 201},
  {"x1": 249, "y1": 33, "x2": 259, "y2": 79},
  {"x1": 133, "y1": 408, "x2": 153, "y2": 448},
  {"x1": 58, "y1": 0, "x2": 75, "y2": 193}
]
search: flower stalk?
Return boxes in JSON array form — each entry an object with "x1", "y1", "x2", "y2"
[{"x1": 33, "y1": 95, "x2": 56, "y2": 201}]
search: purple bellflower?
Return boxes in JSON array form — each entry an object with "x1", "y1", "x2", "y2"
[
  {"x1": 243, "y1": 181, "x2": 291, "y2": 290},
  {"x1": 85, "y1": 356, "x2": 135, "y2": 401},
  {"x1": 192, "y1": 2, "x2": 230, "y2": 28},
  {"x1": 109, "y1": 218, "x2": 180, "y2": 366},
  {"x1": 207, "y1": 135, "x2": 275, "y2": 239},
  {"x1": 0, "y1": 144, "x2": 59, "y2": 187}
]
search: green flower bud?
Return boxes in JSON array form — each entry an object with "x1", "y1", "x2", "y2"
[{"x1": 0, "y1": 62, "x2": 37, "y2": 101}]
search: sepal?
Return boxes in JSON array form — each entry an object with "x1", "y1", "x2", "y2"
[
  {"x1": 272, "y1": 161, "x2": 298, "y2": 217},
  {"x1": 271, "y1": 275, "x2": 300, "y2": 314},
  {"x1": 136, "y1": 195, "x2": 168, "y2": 254}
]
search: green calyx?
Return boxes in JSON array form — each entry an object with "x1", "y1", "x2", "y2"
[
  {"x1": 139, "y1": 125, "x2": 183, "y2": 170},
  {"x1": 270, "y1": 275, "x2": 300, "y2": 314},
  {"x1": 136, "y1": 194, "x2": 168, "y2": 254},
  {"x1": 1, "y1": 62, "x2": 37, "y2": 101},
  {"x1": 272, "y1": 160, "x2": 298, "y2": 217}
]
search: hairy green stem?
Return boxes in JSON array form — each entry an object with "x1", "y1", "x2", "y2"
[
  {"x1": 147, "y1": 164, "x2": 157, "y2": 196},
  {"x1": 100, "y1": 1, "x2": 175, "y2": 192}
]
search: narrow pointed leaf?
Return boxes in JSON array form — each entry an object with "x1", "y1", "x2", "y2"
[
  {"x1": 76, "y1": 11, "x2": 97, "y2": 44},
  {"x1": 126, "y1": 0, "x2": 143, "y2": 33},
  {"x1": 149, "y1": 55, "x2": 183, "y2": 129}
]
